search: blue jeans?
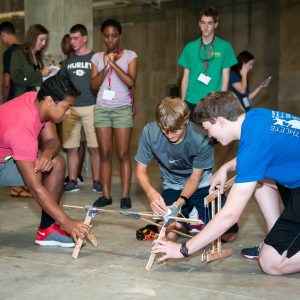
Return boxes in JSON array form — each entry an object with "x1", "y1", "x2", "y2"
[{"x1": 0, "y1": 158, "x2": 25, "y2": 186}]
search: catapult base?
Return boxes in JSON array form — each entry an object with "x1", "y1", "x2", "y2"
[{"x1": 201, "y1": 248, "x2": 232, "y2": 263}]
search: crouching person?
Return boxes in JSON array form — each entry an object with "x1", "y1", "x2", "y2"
[
  {"x1": 135, "y1": 97, "x2": 214, "y2": 241},
  {"x1": 0, "y1": 76, "x2": 90, "y2": 247}
]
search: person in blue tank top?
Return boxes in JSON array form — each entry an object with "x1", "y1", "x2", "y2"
[
  {"x1": 229, "y1": 51, "x2": 271, "y2": 111},
  {"x1": 151, "y1": 91, "x2": 300, "y2": 276}
]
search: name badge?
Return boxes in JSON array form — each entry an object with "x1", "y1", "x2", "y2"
[
  {"x1": 242, "y1": 97, "x2": 250, "y2": 108},
  {"x1": 198, "y1": 73, "x2": 211, "y2": 85},
  {"x1": 103, "y1": 89, "x2": 116, "y2": 100}
]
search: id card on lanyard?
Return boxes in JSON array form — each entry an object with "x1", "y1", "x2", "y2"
[
  {"x1": 198, "y1": 36, "x2": 215, "y2": 85},
  {"x1": 103, "y1": 67, "x2": 116, "y2": 100}
]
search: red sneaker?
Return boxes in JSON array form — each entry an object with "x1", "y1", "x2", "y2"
[{"x1": 35, "y1": 224, "x2": 75, "y2": 248}]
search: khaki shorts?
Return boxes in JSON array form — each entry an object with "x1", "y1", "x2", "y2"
[
  {"x1": 94, "y1": 105, "x2": 133, "y2": 128},
  {"x1": 62, "y1": 105, "x2": 98, "y2": 148}
]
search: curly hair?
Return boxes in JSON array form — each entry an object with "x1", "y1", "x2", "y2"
[
  {"x1": 101, "y1": 19, "x2": 122, "y2": 34},
  {"x1": 37, "y1": 76, "x2": 80, "y2": 102}
]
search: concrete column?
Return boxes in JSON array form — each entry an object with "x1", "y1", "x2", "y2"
[
  {"x1": 24, "y1": 0, "x2": 93, "y2": 63},
  {"x1": 278, "y1": 0, "x2": 300, "y2": 115}
]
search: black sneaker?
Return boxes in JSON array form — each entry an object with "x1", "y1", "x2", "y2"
[
  {"x1": 92, "y1": 180, "x2": 103, "y2": 193},
  {"x1": 93, "y1": 196, "x2": 112, "y2": 207},
  {"x1": 240, "y1": 244, "x2": 261, "y2": 261},
  {"x1": 64, "y1": 180, "x2": 79, "y2": 192},
  {"x1": 64, "y1": 175, "x2": 84, "y2": 185},
  {"x1": 64, "y1": 176, "x2": 69, "y2": 184},
  {"x1": 120, "y1": 197, "x2": 132, "y2": 209}
]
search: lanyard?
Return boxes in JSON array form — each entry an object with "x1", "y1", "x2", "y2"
[
  {"x1": 200, "y1": 35, "x2": 215, "y2": 71},
  {"x1": 107, "y1": 66, "x2": 113, "y2": 90},
  {"x1": 105, "y1": 48, "x2": 122, "y2": 90}
]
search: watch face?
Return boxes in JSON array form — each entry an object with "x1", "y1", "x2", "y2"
[{"x1": 180, "y1": 243, "x2": 189, "y2": 257}]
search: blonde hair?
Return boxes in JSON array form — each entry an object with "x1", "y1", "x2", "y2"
[{"x1": 155, "y1": 97, "x2": 190, "y2": 132}]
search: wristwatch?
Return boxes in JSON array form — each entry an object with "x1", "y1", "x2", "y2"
[
  {"x1": 180, "y1": 242, "x2": 190, "y2": 257},
  {"x1": 179, "y1": 195, "x2": 188, "y2": 202}
]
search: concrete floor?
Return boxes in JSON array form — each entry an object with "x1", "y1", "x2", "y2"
[{"x1": 1, "y1": 172, "x2": 300, "y2": 300}]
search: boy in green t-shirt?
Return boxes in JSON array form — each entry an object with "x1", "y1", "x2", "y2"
[{"x1": 179, "y1": 6, "x2": 237, "y2": 119}]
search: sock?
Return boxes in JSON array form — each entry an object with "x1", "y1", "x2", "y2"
[{"x1": 39, "y1": 210, "x2": 55, "y2": 229}]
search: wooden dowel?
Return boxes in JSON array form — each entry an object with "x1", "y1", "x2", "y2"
[
  {"x1": 87, "y1": 232, "x2": 99, "y2": 248},
  {"x1": 171, "y1": 216, "x2": 204, "y2": 225},
  {"x1": 72, "y1": 215, "x2": 92, "y2": 259},
  {"x1": 204, "y1": 176, "x2": 236, "y2": 205},
  {"x1": 146, "y1": 227, "x2": 167, "y2": 271},
  {"x1": 217, "y1": 191, "x2": 221, "y2": 252}
]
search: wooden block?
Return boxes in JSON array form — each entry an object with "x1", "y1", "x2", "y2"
[{"x1": 205, "y1": 248, "x2": 232, "y2": 263}]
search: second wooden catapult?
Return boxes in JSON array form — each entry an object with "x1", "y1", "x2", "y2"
[{"x1": 201, "y1": 176, "x2": 236, "y2": 262}]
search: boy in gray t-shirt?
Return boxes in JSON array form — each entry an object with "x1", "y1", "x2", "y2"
[{"x1": 135, "y1": 97, "x2": 214, "y2": 241}]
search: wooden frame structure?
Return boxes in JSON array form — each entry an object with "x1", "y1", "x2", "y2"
[{"x1": 201, "y1": 176, "x2": 236, "y2": 263}]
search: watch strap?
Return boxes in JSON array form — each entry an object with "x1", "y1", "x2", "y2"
[
  {"x1": 179, "y1": 195, "x2": 188, "y2": 202},
  {"x1": 180, "y1": 242, "x2": 190, "y2": 257}
]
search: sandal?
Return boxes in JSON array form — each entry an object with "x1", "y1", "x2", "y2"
[{"x1": 10, "y1": 186, "x2": 32, "y2": 198}]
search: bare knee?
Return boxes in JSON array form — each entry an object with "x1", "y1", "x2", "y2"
[
  {"x1": 99, "y1": 150, "x2": 112, "y2": 161},
  {"x1": 165, "y1": 231, "x2": 178, "y2": 242},
  {"x1": 166, "y1": 223, "x2": 186, "y2": 242},
  {"x1": 259, "y1": 254, "x2": 282, "y2": 276},
  {"x1": 88, "y1": 147, "x2": 99, "y2": 156},
  {"x1": 117, "y1": 151, "x2": 130, "y2": 163},
  {"x1": 52, "y1": 154, "x2": 66, "y2": 174}
]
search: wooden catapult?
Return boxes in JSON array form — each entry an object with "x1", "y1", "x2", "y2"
[
  {"x1": 65, "y1": 176, "x2": 236, "y2": 269},
  {"x1": 64, "y1": 204, "x2": 202, "y2": 261},
  {"x1": 201, "y1": 176, "x2": 236, "y2": 262}
]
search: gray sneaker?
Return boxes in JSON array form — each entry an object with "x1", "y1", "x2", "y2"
[
  {"x1": 92, "y1": 180, "x2": 103, "y2": 193},
  {"x1": 65, "y1": 180, "x2": 79, "y2": 192}
]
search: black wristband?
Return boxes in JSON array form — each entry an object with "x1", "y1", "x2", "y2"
[
  {"x1": 180, "y1": 242, "x2": 190, "y2": 257},
  {"x1": 179, "y1": 195, "x2": 188, "y2": 202}
]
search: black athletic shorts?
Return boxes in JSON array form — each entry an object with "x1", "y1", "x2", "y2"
[{"x1": 264, "y1": 183, "x2": 300, "y2": 258}]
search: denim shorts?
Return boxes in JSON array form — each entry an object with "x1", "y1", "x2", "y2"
[
  {"x1": 161, "y1": 186, "x2": 210, "y2": 229},
  {"x1": 0, "y1": 158, "x2": 25, "y2": 186},
  {"x1": 94, "y1": 105, "x2": 133, "y2": 128}
]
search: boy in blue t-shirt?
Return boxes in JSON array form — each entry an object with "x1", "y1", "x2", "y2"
[{"x1": 151, "y1": 91, "x2": 300, "y2": 276}]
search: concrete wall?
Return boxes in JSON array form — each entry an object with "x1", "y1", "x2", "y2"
[
  {"x1": 0, "y1": 0, "x2": 299, "y2": 129},
  {"x1": 93, "y1": 0, "x2": 282, "y2": 147},
  {"x1": 24, "y1": 0, "x2": 93, "y2": 63}
]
